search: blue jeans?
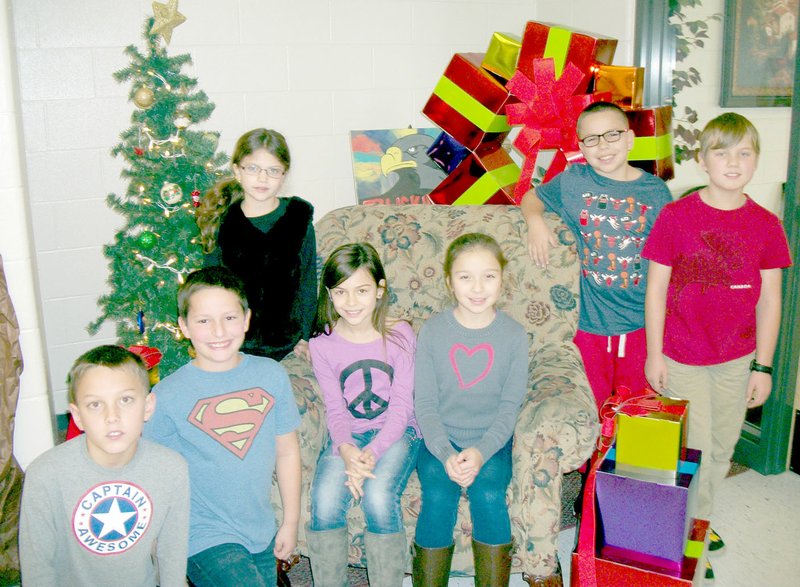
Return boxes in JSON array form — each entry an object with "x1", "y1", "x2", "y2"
[
  {"x1": 414, "y1": 439, "x2": 513, "y2": 548},
  {"x1": 188, "y1": 540, "x2": 276, "y2": 587},
  {"x1": 310, "y1": 427, "x2": 420, "y2": 534}
]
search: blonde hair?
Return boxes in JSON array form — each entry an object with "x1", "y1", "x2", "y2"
[
  {"x1": 699, "y1": 113, "x2": 760, "y2": 158},
  {"x1": 195, "y1": 129, "x2": 291, "y2": 253},
  {"x1": 67, "y1": 345, "x2": 149, "y2": 404}
]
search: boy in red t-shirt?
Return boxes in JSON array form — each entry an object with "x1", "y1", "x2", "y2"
[{"x1": 643, "y1": 113, "x2": 791, "y2": 581}]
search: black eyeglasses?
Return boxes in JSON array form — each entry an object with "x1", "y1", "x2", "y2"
[
  {"x1": 579, "y1": 129, "x2": 628, "y2": 148},
  {"x1": 238, "y1": 163, "x2": 285, "y2": 178}
]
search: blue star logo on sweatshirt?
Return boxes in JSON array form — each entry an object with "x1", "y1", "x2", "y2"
[{"x1": 72, "y1": 482, "x2": 153, "y2": 555}]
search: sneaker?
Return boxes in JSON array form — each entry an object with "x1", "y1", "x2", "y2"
[
  {"x1": 705, "y1": 560, "x2": 715, "y2": 583},
  {"x1": 708, "y1": 528, "x2": 725, "y2": 554}
]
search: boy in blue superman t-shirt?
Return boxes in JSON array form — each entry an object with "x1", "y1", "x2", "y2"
[{"x1": 144, "y1": 266, "x2": 301, "y2": 587}]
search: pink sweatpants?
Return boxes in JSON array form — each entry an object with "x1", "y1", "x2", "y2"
[{"x1": 573, "y1": 327, "x2": 649, "y2": 410}]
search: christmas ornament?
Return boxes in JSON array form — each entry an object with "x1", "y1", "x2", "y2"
[
  {"x1": 160, "y1": 182, "x2": 183, "y2": 205},
  {"x1": 137, "y1": 310, "x2": 146, "y2": 334},
  {"x1": 133, "y1": 86, "x2": 155, "y2": 108},
  {"x1": 191, "y1": 189, "x2": 201, "y2": 207},
  {"x1": 137, "y1": 231, "x2": 157, "y2": 249},
  {"x1": 151, "y1": 0, "x2": 187, "y2": 45},
  {"x1": 134, "y1": 147, "x2": 145, "y2": 156},
  {"x1": 173, "y1": 109, "x2": 192, "y2": 129}
]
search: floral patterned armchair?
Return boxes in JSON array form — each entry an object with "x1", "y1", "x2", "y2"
[{"x1": 274, "y1": 204, "x2": 598, "y2": 582}]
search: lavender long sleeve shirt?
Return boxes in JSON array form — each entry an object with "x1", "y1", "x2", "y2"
[{"x1": 309, "y1": 321, "x2": 419, "y2": 461}]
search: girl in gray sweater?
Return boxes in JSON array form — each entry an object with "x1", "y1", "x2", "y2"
[{"x1": 412, "y1": 233, "x2": 529, "y2": 587}]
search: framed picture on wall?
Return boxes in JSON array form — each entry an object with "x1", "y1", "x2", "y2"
[
  {"x1": 349, "y1": 128, "x2": 447, "y2": 206},
  {"x1": 721, "y1": 0, "x2": 798, "y2": 107}
]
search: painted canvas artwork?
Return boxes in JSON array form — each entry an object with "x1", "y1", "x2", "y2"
[{"x1": 350, "y1": 128, "x2": 448, "y2": 205}]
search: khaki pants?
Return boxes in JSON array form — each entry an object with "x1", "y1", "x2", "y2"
[{"x1": 664, "y1": 354, "x2": 752, "y2": 522}]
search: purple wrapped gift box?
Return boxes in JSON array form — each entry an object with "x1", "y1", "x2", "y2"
[
  {"x1": 427, "y1": 131, "x2": 469, "y2": 174},
  {"x1": 595, "y1": 448, "x2": 700, "y2": 573}
]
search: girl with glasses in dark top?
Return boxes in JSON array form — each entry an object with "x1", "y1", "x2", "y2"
[{"x1": 196, "y1": 128, "x2": 316, "y2": 362}]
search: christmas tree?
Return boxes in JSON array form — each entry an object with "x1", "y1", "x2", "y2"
[{"x1": 89, "y1": 10, "x2": 228, "y2": 376}]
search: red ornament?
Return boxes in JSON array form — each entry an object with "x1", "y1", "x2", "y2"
[
  {"x1": 191, "y1": 189, "x2": 201, "y2": 207},
  {"x1": 134, "y1": 147, "x2": 145, "y2": 156}
]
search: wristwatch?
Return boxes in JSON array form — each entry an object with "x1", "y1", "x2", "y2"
[{"x1": 749, "y1": 359, "x2": 773, "y2": 375}]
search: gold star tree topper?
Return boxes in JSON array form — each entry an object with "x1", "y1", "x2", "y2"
[{"x1": 151, "y1": 0, "x2": 186, "y2": 44}]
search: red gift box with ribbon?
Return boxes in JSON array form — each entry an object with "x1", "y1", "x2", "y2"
[
  {"x1": 423, "y1": 52, "x2": 516, "y2": 152},
  {"x1": 426, "y1": 145, "x2": 519, "y2": 205},
  {"x1": 627, "y1": 105, "x2": 674, "y2": 181},
  {"x1": 517, "y1": 21, "x2": 617, "y2": 92}
]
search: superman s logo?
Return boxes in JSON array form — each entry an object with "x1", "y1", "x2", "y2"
[{"x1": 188, "y1": 388, "x2": 274, "y2": 459}]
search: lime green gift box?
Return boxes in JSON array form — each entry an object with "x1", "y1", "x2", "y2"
[
  {"x1": 626, "y1": 105, "x2": 674, "y2": 181},
  {"x1": 615, "y1": 396, "x2": 688, "y2": 478}
]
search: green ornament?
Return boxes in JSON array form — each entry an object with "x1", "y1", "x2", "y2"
[{"x1": 138, "y1": 231, "x2": 157, "y2": 249}]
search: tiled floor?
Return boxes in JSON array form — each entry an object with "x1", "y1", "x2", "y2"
[{"x1": 402, "y1": 468, "x2": 800, "y2": 586}]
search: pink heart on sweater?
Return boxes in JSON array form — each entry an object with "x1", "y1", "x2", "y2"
[{"x1": 449, "y1": 343, "x2": 494, "y2": 389}]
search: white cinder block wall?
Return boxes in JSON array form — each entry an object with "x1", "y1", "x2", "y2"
[
  {"x1": 6, "y1": 0, "x2": 792, "y2": 467},
  {"x1": 2, "y1": 0, "x2": 54, "y2": 469}
]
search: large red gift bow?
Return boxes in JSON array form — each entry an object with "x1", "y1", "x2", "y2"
[
  {"x1": 505, "y1": 58, "x2": 610, "y2": 203},
  {"x1": 575, "y1": 387, "x2": 687, "y2": 587}
]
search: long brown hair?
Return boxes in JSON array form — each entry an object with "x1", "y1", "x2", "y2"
[
  {"x1": 313, "y1": 243, "x2": 390, "y2": 338},
  {"x1": 195, "y1": 128, "x2": 291, "y2": 253}
]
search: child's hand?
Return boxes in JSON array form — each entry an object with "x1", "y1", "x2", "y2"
[
  {"x1": 445, "y1": 453, "x2": 476, "y2": 488},
  {"x1": 645, "y1": 353, "x2": 668, "y2": 393},
  {"x1": 747, "y1": 371, "x2": 772, "y2": 408},
  {"x1": 454, "y1": 448, "x2": 483, "y2": 487},
  {"x1": 293, "y1": 339, "x2": 311, "y2": 362},
  {"x1": 456, "y1": 447, "x2": 483, "y2": 476},
  {"x1": 342, "y1": 446, "x2": 377, "y2": 480},
  {"x1": 356, "y1": 447, "x2": 377, "y2": 472},
  {"x1": 345, "y1": 476, "x2": 365, "y2": 500},
  {"x1": 339, "y1": 444, "x2": 376, "y2": 498},
  {"x1": 527, "y1": 217, "x2": 558, "y2": 268},
  {"x1": 273, "y1": 522, "x2": 298, "y2": 561}
]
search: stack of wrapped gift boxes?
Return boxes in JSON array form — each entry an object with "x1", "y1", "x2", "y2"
[
  {"x1": 421, "y1": 20, "x2": 674, "y2": 206},
  {"x1": 572, "y1": 396, "x2": 710, "y2": 587}
]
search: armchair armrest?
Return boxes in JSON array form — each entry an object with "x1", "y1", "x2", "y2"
[
  {"x1": 273, "y1": 353, "x2": 328, "y2": 551},
  {"x1": 508, "y1": 341, "x2": 598, "y2": 576}
]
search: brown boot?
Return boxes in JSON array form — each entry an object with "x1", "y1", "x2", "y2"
[
  {"x1": 472, "y1": 539, "x2": 512, "y2": 587},
  {"x1": 412, "y1": 542, "x2": 454, "y2": 587}
]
